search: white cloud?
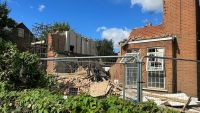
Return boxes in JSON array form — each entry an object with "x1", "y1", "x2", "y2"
[
  {"x1": 38, "y1": 4, "x2": 45, "y2": 12},
  {"x1": 97, "y1": 27, "x2": 131, "y2": 50},
  {"x1": 96, "y1": 26, "x2": 107, "y2": 32},
  {"x1": 131, "y1": 0, "x2": 163, "y2": 13}
]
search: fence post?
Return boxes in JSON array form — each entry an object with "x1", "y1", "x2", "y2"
[
  {"x1": 137, "y1": 59, "x2": 143, "y2": 102},
  {"x1": 123, "y1": 63, "x2": 126, "y2": 100}
]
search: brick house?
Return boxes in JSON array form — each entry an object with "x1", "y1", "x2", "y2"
[
  {"x1": 110, "y1": 0, "x2": 200, "y2": 98},
  {"x1": 8, "y1": 23, "x2": 34, "y2": 52}
]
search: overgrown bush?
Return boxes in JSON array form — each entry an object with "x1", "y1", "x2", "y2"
[
  {"x1": 0, "y1": 38, "x2": 51, "y2": 89},
  {"x1": 0, "y1": 89, "x2": 179, "y2": 113}
]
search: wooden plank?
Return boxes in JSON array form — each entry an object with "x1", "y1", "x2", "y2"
[{"x1": 182, "y1": 97, "x2": 192, "y2": 112}]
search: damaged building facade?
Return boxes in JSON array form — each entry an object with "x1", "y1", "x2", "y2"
[
  {"x1": 111, "y1": 0, "x2": 200, "y2": 98},
  {"x1": 47, "y1": 30, "x2": 98, "y2": 74}
]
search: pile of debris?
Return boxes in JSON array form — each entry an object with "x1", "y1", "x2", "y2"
[
  {"x1": 120, "y1": 89, "x2": 200, "y2": 112},
  {"x1": 54, "y1": 66, "x2": 122, "y2": 97}
]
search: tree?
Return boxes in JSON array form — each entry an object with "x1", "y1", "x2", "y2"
[
  {"x1": 96, "y1": 39, "x2": 116, "y2": 62},
  {"x1": 0, "y1": 2, "x2": 49, "y2": 89},
  {"x1": 32, "y1": 23, "x2": 52, "y2": 40},
  {"x1": 0, "y1": 2, "x2": 16, "y2": 39},
  {"x1": 52, "y1": 22, "x2": 70, "y2": 33},
  {"x1": 32, "y1": 22, "x2": 71, "y2": 40}
]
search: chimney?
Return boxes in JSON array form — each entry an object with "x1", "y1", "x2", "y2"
[{"x1": 145, "y1": 22, "x2": 152, "y2": 27}]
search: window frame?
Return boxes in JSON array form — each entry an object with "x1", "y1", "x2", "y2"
[
  {"x1": 18, "y1": 28, "x2": 24, "y2": 38},
  {"x1": 147, "y1": 71, "x2": 165, "y2": 89},
  {"x1": 123, "y1": 49, "x2": 140, "y2": 88},
  {"x1": 146, "y1": 47, "x2": 165, "y2": 71}
]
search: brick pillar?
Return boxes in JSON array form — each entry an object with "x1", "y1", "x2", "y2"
[{"x1": 47, "y1": 33, "x2": 56, "y2": 74}]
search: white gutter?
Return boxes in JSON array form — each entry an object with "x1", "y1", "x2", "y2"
[{"x1": 128, "y1": 37, "x2": 173, "y2": 44}]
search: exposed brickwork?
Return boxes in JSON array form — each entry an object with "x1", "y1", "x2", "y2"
[
  {"x1": 129, "y1": 25, "x2": 166, "y2": 39},
  {"x1": 111, "y1": 0, "x2": 199, "y2": 97},
  {"x1": 111, "y1": 40, "x2": 174, "y2": 92},
  {"x1": 163, "y1": 0, "x2": 198, "y2": 96},
  {"x1": 47, "y1": 34, "x2": 56, "y2": 74}
]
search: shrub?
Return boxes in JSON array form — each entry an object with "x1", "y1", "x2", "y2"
[
  {"x1": 0, "y1": 38, "x2": 51, "y2": 89},
  {"x1": 0, "y1": 89, "x2": 179, "y2": 113}
]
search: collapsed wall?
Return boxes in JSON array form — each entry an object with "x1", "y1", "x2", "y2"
[{"x1": 46, "y1": 31, "x2": 98, "y2": 74}]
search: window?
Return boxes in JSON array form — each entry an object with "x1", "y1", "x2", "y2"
[
  {"x1": 126, "y1": 63, "x2": 138, "y2": 88},
  {"x1": 147, "y1": 47, "x2": 165, "y2": 89},
  {"x1": 121, "y1": 49, "x2": 140, "y2": 63},
  {"x1": 148, "y1": 71, "x2": 164, "y2": 89},
  {"x1": 122, "y1": 49, "x2": 140, "y2": 88},
  {"x1": 18, "y1": 28, "x2": 24, "y2": 38},
  {"x1": 70, "y1": 45, "x2": 74, "y2": 53},
  {"x1": 147, "y1": 48, "x2": 164, "y2": 71}
]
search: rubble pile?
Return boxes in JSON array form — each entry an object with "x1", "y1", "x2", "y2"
[{"x1": 54, "y1": 66, "x2": 123, "y2": 97}]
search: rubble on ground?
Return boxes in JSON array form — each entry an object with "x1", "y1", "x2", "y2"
[
  {"x1": 53, "y1": 66, "x2": 200, "y2": 112},
  {"x1": 54, "y1": 66, "x2": 122, "y2": 97},
  {"x1": 120, "y1": 89, "x2": 200, "y2": 112}
]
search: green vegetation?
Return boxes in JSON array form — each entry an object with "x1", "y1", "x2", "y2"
[
  {"x1": 32, "y1": 22, "x2": 71, "y2": 40},
  {"x1": 96, "y1": 39, "x2": 116, "y2": 62},
  {"x1": 0, "y1": 2, "x2": 16, "y2": 40},
  {"x1": 0, "y1": 39, "x2": 50, "y2": 89},
  {"x1": 0, "y1": 88, "x2": 179, "y2": 113}
]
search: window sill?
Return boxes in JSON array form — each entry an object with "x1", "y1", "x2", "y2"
[
  {"x1": 125, "y1": 87, "x2": 168, "y2": 92},
  {"x1": 143, "y1": 88, "x2": 168, "y2": 92}
]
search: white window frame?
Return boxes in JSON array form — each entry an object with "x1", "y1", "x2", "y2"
[
  {"x1": 125, "y1": 63, "x2": 138, "y2": 88},
  {"x1": 18, "y1": 28, "x2": 24, "y2": 38},
  {"x1": 120, "y1": 49, "x2": 140, "y2": 63},
  {"x1": 147, "y1": 71, "x2": 165, "y2": 89},
  {"x1": 121, "y1": 49, "x2": 140, "y2": 88},
  {"x1": 146, "y1": 47, "x2": 164, "y2": 71}
]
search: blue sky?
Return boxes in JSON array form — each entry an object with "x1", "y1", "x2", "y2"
[{"x1": 4, "y1": 0, "x2": 163, "y2": 49}]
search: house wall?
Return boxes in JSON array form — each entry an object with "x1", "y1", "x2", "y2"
[
  {"x1": 47, "y1": 32, "x2": 98, "y2": 74},
  {"x1": 51, "y1": 33, "x2": 66, "y2": 52},
  {"x1": 163, "y1": 0, "x2": 198, "y2": 96},
  {"x1": 49, "y1": 31, "x2": 97, "y2": 56},
  {"x1": 8, "y1": 23, "x2": 33, "y2": 52},
  {"x1": 111, "y1": 40, "x2": 174, "y2": 92},
  {"x1": 113, "y1": 0, "x2": 199, "y2": 97},
  {"x1": 76, "y1": 34, "x2": 82, "y2": 54},
  {"x1": 81, "y1": 38, "x2": 87, "y2": 55},
  {"x1": 91, "y1": 41, "x2": 97, "y2": 56}
]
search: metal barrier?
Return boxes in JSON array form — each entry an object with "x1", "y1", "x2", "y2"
[
  {"x1": 40, "y1": 55, "x2": 139, "y2": 100},
  {"x1": 40, "y1": 55, "x2": 200, "y2": 108}
]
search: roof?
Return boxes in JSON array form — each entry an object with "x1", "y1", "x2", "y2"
[
  {"x1": 16, "y1": 22, "x2": 33, "y2": 35},
  {"x1": 129, "y1": 25, "x2": 169, "y2": 40}
]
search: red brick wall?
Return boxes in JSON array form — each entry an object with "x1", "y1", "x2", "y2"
[
  {"x1": 164, "y1": 0, "x2": 198, "y2": 96},
  {"x1": 112, "y1": 0, "x2": 199, "y2": 97},
  {"x1": 110, "y1": 40, "x2": 174, "y2": 92},
  {"x1": 47, "y1": 34, "x2": 56, "y2": 74}
]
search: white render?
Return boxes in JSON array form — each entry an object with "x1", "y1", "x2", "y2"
[{"x1": 55, "y1": 30, "x2": 97, "y2": 55}]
